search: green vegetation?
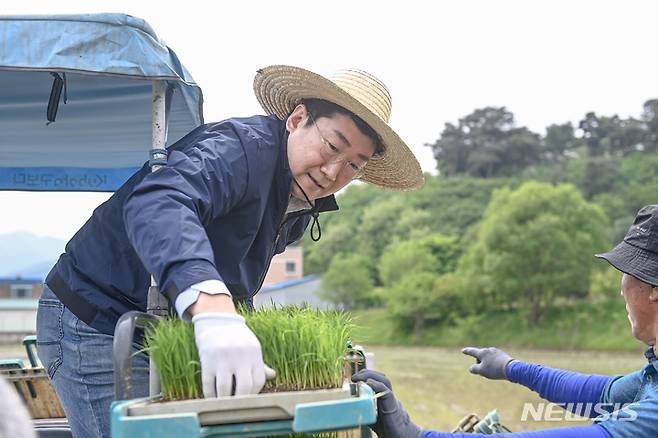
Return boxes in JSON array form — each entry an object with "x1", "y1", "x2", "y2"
[
  {"x1": 144, "y1": 306, "x2": 354, "y2": 400},
  {"x1": 312, "y1": 100, "x2": 658, "y2": 345},
  {"x1": 143, "y1": 317, "x2": 201, "y2": 401},
  {"x1": 427, "y1": 107, "x2": 542, "y2": 178},
  {"x1": 246, "y1": 306, "x2": 353, "y2": 392},
  {"x1": 351, "y1": 298, "x2": 636, "y2": 351},
  {"x1": 319, "y1": 254, "x2": 374, "y2": 310},
  {"x1": 459, "y1": 182, "x2": 609, "y2": 324},
  {"x1": 143, "y1": 307, "x2": 356, "y2": 437},
  {"x1": 377, "y1": 234, "x2": 462, "y2": 339}
]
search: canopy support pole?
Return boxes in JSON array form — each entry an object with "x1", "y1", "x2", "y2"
[{"x1": 146, "y1": 80, "x2": 171, "y2": 397}]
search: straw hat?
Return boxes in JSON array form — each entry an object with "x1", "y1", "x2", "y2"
[{"x1": 253, "y1": 65, "x2": 424, "y2": 191}]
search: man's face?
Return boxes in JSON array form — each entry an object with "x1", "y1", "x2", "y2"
[
  {"x1": 620, "y1": 273, "x2": 658, "y2": 345},
  {"x1": 285, "y1": 104, "x2": 376, "y2": 201}
]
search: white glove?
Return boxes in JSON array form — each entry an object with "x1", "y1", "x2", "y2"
[{"x1": 192, "y1": 312, "x2": 274, "y2": 398}]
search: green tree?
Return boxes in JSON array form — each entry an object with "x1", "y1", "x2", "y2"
[
  {"x1": 356, "y1": 196, "x2": 406, "y2": 262},
  {"x1": 379, "y1": 239, "x2": 438, "y2": 287},
  {"x1": 543, "y1": 122, "x2": 579, "y2": 162},
  {"x1": 303, "y1": 222, "x2": 354, "y2": 274},
  {"x1": 579, "y1": 112, "x2": 646, "y2": 157},
  {"x1": 420, "y1": 234, "x2": 461, "y2": 274},
  {"x1": 589, "y1": 265, "x2": 622, "y2": 302},
  {"x1": 303, "y1": 175, "x2": 509, "y2": 277},
  {"x1": 379, "y1": 234, "x2": 463, "y2": 339},
  {"x1": 379, "y1": 234, "x2": 461, "y2": 287},
  {"x1": 427, "y1": 107, "x2": 542, "y2": 178},
  {"x1": 577, "y1": 112, "x2": 648, "y2": 198},
  {"x1": 385, "y1": 272, "x2": 438, "y2": 341},
  {"x1": 590, "y1": 152, "x2": 658, "y2": 234},
  {"x1": 642, "y1": 99, "x2": 658, "y2": 153},
  {"x1": 580, "y1": 156, "x2": 619, "y2": 199},
  {"x1": 391, "y1": 209, "x2": 434, "y2": 242},
  {"x1": 384, "y1": 272, "x2": 464, "y2": 341},
  {"x1": 409, "y1": 176, "x2": 511, "y2": 236},
  {"x1": 459, "y1": 181, "x2": 608, "y2": 324},
  {"x1": 617, "y1": 152, "x2": 658, "y2": 214},
  {"x1": 320, "y1": 254, "x2": 374, "y2": 310},
  {"x1": 431, "y1": 272, "x2": 466, "y2": 322},
  {"x1": 302, "y1": 182, "x2": 386, "y2": 274}
]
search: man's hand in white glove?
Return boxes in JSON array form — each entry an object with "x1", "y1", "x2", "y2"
[{"x1": 189, "y1": 293, "x2": 273, "y2": 398}]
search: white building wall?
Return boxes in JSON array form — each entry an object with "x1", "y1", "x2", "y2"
[
  {"x1": 0, "y1": 308, "x2": 37, "y2": 343},
  {"x1": 0, "y1": 310, "x2": 36, "y2": 333}
]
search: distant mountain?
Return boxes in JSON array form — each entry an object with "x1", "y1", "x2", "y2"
[
  {"x1": 16, "y1": 258, "x2": 59, "y2": 279},
  {"x1": 0, "y1": 231, "x2": 66, "y2": 279}
]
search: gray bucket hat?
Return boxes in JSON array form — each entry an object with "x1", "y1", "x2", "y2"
[{"x1": 595, "y1": 205, "x2": 658, "y2": 286}]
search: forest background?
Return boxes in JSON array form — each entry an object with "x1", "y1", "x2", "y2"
[{"x1": 310, "y1": 100, "x2": 658, "y2": 350}]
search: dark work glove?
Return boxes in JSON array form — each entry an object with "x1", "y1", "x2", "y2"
[
  {"x1": 352, "y1": 369, "x2": 422, "y2": 438},
  {"x1": 462, "y1": 347, "x2": 515, "y2": 380}
]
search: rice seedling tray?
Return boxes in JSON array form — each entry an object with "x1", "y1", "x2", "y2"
[{"x1": 110, "y1": 382, "x2": 377, "y2": 437}]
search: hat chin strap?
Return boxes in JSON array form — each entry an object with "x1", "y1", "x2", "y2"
[{"x1": 292, "y1": 177, "x2": 322, "y2": 242}]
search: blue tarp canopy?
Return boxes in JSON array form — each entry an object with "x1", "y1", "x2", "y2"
[{"x1": 0, "y1": 13, "x2": 204, "y2": 191}]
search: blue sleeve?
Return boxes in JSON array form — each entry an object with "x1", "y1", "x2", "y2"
[
  {"x1": 506, "y1": 361, "x2": 612, "y2": 417},
  {"x1": 123, "y1": 124, "x2": 249, "y2": 300},
  {"x1": 420, "y1": 424, "x2": 611, "y2": 438}
]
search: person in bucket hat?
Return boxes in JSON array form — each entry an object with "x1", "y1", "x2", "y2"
[
  {"x1": 37, "y1": 65, "x2": 423, "y2": 438},
  {"x1": 595, "y1": 205, "x2": 658, "y2": 289},
  {"x1": 353, "y1": 205, "x2": 658, "y2": 438}
]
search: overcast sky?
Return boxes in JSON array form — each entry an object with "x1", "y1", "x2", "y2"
[{"x1": 2, "y1": 0, "x2": 657, "y2": 239}]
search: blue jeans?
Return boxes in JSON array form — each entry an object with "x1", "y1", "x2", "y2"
[{"x1": 36, "y1": 286, "x2": 149, "y2": 438}]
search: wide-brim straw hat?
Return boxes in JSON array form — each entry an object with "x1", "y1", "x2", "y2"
[{"x1": 253, "y1": 65, "x2": 424, "y2": 191}]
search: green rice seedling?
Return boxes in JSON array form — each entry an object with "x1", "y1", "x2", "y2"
[
  {"x1": 145, "y1": 305, "x2": 354, "y2": 397},
  {"x1": 142, "y1": 317, "x2": 201, "y2": 401},
  {"x1": 244, "y1": 305, "x2": 353, "y2": 392},
  {"x1": 144, "y1": 306, "x2": 357, "y2": 437}
]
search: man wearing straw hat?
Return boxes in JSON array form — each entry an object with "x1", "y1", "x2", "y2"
[
  {"x1": 36, "y1": 65, "x2": 423, "y2": 437},
  {"x1": 353, "y1": 205, "x2": 658, "y2": 438}
]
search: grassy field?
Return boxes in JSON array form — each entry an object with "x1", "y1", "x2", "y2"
[
  {"x1": 369, "y1": 345, "x2": 644, "y2": 433},
  {"x1": 350, "y1": 301, "x2": 638, "y2": 351}
]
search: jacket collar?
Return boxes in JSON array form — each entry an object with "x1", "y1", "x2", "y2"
[
  {"x1": 278, "y1": 119, "x2": 291, "y2": 172},
  {"x1": 643, "y1": 347, "x2": 658, "y2": 374},
  {"x1": 315, "y1": 195, "x2": 339, "y2": 213}
]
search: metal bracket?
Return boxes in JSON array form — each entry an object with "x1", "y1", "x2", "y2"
[
  {"x1": 113, "y1": 311, "x2": 160, "y2": 401},
  {"x1": 148, "y1": 148, "x2": 168, "y2": 169},
  {"x1": 146, "y1": 285, "x2": 171, "y2": 317}
]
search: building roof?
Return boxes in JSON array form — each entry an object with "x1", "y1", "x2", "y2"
[
  {"x1": 0, "y1": 299, "x2": 39, "y2": 310},
  {"x1": 259, "y1": 275, "x2": 320, "y2": 294},
  {"x1": 0, "y1": 277, "x2": 42, "y2": 285}
]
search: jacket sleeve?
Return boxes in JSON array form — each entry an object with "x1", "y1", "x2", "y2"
[
  {"x1": 506, "y1": 361, "x2": 612, "y2": 418},
  {"x1": 123, "y1": 129, "x2": 249, "y2": 303}
]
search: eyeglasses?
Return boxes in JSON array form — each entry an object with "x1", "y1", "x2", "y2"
[{"x1": 308, "y1": 112, "x2": 367, "y2": 177}]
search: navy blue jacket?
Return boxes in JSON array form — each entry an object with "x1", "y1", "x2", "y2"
[{"x1": 46, "y1": 115, "x2": 338, "y2": 335}]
